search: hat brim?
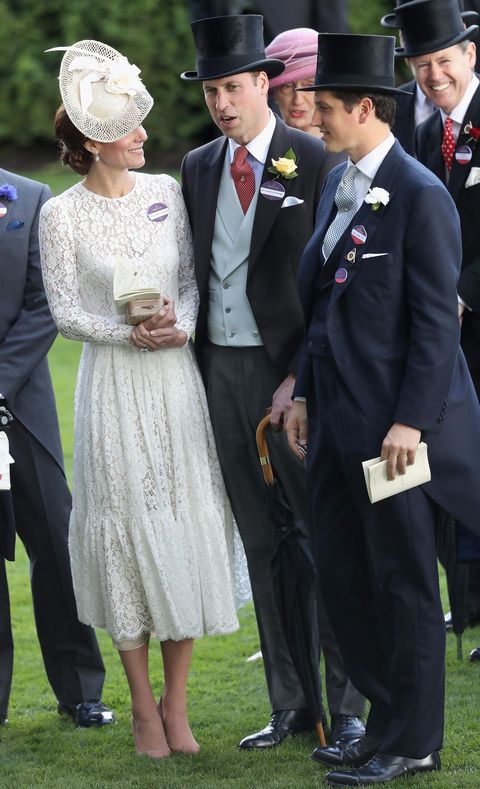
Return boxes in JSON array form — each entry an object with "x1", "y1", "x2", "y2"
[
  {"x1": 181, "y1": 58, "x2": 285, "y2": 81},
  {"x1": 298, "y1": 82, "x2": 413, "y2": 96},
  {"x1": 382, "y1": 10, "x2": 479, "y2": 30},
  {"x1": 395, "y1": 24, "x2": 478, "y2": 57},
  {"x1": 380, "y1": 13, "x2": 398, "y2": 29}
]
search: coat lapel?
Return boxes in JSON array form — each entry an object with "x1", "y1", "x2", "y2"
[
  {"x1": 319, "y1": 142, "x2": 406, "y2": 302},
  {"x1": 248, "y1": 118, "x2": 297, "y2": 273},
  {"x1": 193, "y1": 138, "x2": 227, "y2": 297},
  {"x1": 448, "y1": 85, "x2": 480, "y2": 201}
]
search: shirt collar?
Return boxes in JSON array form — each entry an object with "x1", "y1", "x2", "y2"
[
  {"x1": 349, "y1": 133, "x2": 396, "y2": 183},
  {"x1": 441, "y1": 74, "x2": 479, "y2": 126},
  {"x1": 416, "y1": 84, "x2": 429, "y2": 108},
  {"x1": 228, "y1": 110, "x2": 276, "y2": 165}
]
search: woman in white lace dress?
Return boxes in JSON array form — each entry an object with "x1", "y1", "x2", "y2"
[{"x1": 39, "y1": 40, "x2": 243, "y2": 759}]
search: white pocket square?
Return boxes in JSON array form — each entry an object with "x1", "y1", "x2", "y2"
[
  {"x1": 281, "y1": 196, "x2": 304, "y2": 208},
  {"x1": 363, "y1": 252, "x2": 388, "y2": 259},
  {"x1": 465, "y1": 167, "x2": 480, "y2": 188}
]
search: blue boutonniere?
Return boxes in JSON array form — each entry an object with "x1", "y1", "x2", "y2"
[{"x1": 0, "y1": 184, "x2": 18, "y2": 202}]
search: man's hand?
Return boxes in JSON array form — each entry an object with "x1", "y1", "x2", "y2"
[
  {"x1": 270, "y1": 374, "x2": 296, "y2": 431},
  {"x1": 285, "y1": 400, "x2": 308, "y2": 461},
  {"x1": 380, "y1": 422, "x2": 421, "y2": 481}
]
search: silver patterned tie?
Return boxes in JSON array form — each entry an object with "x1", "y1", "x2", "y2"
[{"x1": 322, "y1": 165, "x2": 359, "y2": 261}]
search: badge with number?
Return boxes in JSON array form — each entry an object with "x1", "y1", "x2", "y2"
[
  {"x1": 455, "y1": 145, "x2": 472, "y2": 165},
  {"x1": 351, "y1": 225, "x2": 367, "y2": 245},
  {"x1": 260, "y1": 180, "x2": 285, "y2": 201},
  {"x1": 147, "y1": 203, "x2": 169, "y2": 222}
]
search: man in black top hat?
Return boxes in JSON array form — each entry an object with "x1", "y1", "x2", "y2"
[
  {"x1": 382, "y1": 0, "x2": 479, "y2": 155},
  {"x1": 286, "y1": 30, "x2": 480, "y2": 785},
  {"x1": 397, "y1": 0, "x2": 480, "y2": 647},
  {"x1": 175, "y1": 13, "x2": 366, "y2": 750}
]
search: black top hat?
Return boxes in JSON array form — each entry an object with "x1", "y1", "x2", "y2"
[
  {"x1": 381, "y1": 0, "x2": 479, "y2": 29},
  {"x1": 181, "y1": 14, "x2": 284, "y2": 81},
  {"x1": 394, "y1": 0, "x2": 478, "y2": 57},
  {"x1": 299, "y1": 33, "x2": 412, "y2": 95}
]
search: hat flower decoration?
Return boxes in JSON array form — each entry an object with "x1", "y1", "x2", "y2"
[
  {"x1": 47, "y1": 40, "x2": 153, "y2": 143},
  {"x1": 268, "y1": 147, "x2": 298, "y2": 180}
]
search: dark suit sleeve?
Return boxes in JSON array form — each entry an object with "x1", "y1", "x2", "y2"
[
  {"x1": 0, "y1": 184, "x2": 57, "y2": 407},
  {"x1": 394, "y1": 183, "x2": 462, "y2": 431}
]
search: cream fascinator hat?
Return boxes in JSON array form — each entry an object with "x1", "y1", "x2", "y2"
[{"x1": 47, "y1": 40, "x2": 153, "y2": 142}]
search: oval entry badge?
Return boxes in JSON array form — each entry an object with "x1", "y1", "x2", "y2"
[
  {"x1": 260, "y1": 180, "x2": 285, "y2": 201},
  {"x1": 351, "y1": 225, "x2": 367, "y2": 245},
  {"x1": 455, "y1": 145, "x2": 472, "y2": 165},
  {"x1": 335, "y1": 267, "x2": 348, "y2": 284},
  {"x1": 147, "y1": 202, "x2": 169, "y2": 222},
  {"x1": 0, "y1": 204, "x2": 7, "y2": 219}
]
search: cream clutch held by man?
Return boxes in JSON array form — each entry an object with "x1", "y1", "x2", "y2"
[
  {"x1": 362, "y1": 442, "x2": 431, "y2": 504},
  {"x1": 113, "y1": 256, "x2": 164, "y2": 325}
]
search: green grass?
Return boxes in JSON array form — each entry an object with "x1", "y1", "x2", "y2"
[{"x1": 1, "y1": 335, "x2": 480, "y2": 788}]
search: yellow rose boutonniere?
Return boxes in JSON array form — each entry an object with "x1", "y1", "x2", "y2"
[{"x1": 267, "y1": 148, "x2": 298, "y2": 180}]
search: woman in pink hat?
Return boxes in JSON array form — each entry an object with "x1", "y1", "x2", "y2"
[{"x1": 266, "y1": 28, "x2": 322, "y2": 138}]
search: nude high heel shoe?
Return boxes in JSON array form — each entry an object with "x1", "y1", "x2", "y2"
[
  {"x1": 131, "y1": 716, "x2": 171, "y2": 759},
  {"x1": 158, "y1": 697, "x2": 200, "y2": 754}
]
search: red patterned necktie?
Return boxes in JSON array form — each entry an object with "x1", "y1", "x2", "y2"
[
  {"x1": 231, "y1": 146, "x2": 255, "y2": 213},
  {"x1": 441, "y1": 117, "x2": 455, "y2": 171}
]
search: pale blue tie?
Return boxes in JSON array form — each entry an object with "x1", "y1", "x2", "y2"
[{"x1": 322, "y1": 165, "x2": 359, "y2": 261}]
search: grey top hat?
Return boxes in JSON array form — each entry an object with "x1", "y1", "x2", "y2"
[
  {"x1": 394, "y1": 0, "x2": 478, "y2": 57},
  {"x1": 381, "y1": 0, "x2": 479, "y2": 29},
  {"x1": 181, "y1": 14, "x2": 284, "y2": 81},
  {"x1": 299, "y1": 33, "x2": 412, "y2": 95}
]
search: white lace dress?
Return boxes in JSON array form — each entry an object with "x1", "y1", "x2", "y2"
[{"x1": 39, "y1": 173, "x2": 247, "y2": 647}]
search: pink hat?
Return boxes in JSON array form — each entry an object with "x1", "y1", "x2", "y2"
[{"x1": 265, "y1": 28, "x2": 318, "y2": 90}]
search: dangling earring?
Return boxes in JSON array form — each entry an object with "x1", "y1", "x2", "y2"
[{"x1": 94, "y1": 154, "x2": 100, "y2": 162}]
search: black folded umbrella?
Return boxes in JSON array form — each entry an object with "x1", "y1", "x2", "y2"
[
  {"x1": 0, "y1": 492, "x2": 16, "y2": 562},
  {"x1": 256, "y1": 414, "x2": 326, "y2": 746}
]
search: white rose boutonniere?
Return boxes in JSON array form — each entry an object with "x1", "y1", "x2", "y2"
[
  {"x1": 364, "y1": 187, "x2": 390, "y2": 212},
  {"x1": 268, "y1": 148, "x2": 298, "y2": 180},
  {"x1": 465, "y1": 167, "x2": 480, "y2": 189}
]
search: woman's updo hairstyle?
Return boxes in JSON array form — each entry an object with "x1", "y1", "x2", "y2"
[{"x1": 54, "y1": 104, "x2": 94, "y2": 175}]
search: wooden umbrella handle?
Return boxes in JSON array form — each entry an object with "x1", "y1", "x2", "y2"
[{"x1": 255, "y1": 413, "x2": 275, "y2": 486}]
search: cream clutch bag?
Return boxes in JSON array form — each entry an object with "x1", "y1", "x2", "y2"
[
  {"x1": 362, "y1": 442, "x2": 431, "y2": 504},
  {"x1": 113, "y1": 256, "x2": 163, "y2": 326}
]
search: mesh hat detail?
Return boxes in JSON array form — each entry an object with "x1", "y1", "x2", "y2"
[{"x1": 47, "y1": 40, "x2": 153, "y2": 142}]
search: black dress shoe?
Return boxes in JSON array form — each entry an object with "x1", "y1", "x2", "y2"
[
  {"x1": 469, "y1": 646, "x2": 480, "y2": 662},
  {"x1": 238, "y1": 709, "x2": 313, "y2": 749},
  {"x1": 311, "y1": 735, "x2": 380, "y2": 767},
  {"x1": 330, "y1": 714, "x2": 366, "y2": 745},
  {"x1": 58, "y1": 700, "x2": 114, "y2": 727},
  {"x1": 325, "y1": 751, "x2": 441, "y2": 786}
]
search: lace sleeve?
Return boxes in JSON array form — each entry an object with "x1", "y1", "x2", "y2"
[
  {"x1": 39, "y1": 197, "x2": 132, "y2": 345},
  {"x1": 167, "y1": 178, "x2": 199, "y2": 340}
]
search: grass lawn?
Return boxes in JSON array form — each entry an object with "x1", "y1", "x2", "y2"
[
  {"x1": 1, "y1": 166, "x2": 479, "y2": 787},
  {"x1": 1, "y1": 339, "x2": 480, "y2": 788}
]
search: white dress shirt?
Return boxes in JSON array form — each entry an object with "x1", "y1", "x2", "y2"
[{"x1": 228, "y1": 110, "x2": 276, "y2": 188}]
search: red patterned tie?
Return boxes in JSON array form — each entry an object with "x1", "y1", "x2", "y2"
[
  {"x1": 231, "y1": 146, "x2": 255, "y2": 213},
  {"x1": 441, "y1": 117, "x2": 455, "y2": 171}
]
